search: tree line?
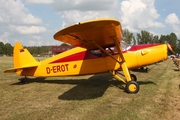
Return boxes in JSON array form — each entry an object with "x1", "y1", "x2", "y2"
[
  {"x1": 123, "y1": 29, "x2": 180, "y2": 53},
  {"x1": 0, "y1": 29, "x2": 180, "y2": 56},
  {"x1": 0, "y1": 42, "x2": 70, "y2": 56},
  {"x1": 0, "y1": 42, "x2": 52, "y2": 56},
  {"x1": 0, "y1": 42, "x2": 13, "y2": 56}
]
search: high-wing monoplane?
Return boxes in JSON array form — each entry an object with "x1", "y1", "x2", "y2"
[{"x1": 4, "y1": 18, "x2": 173, "y2": 93}]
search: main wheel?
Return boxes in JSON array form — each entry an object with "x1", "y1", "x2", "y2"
[
  {"x1": 125, "y1": 81, "x2": 139, "y2": 93},
  {"x1": 130, "y1": 74, "x2": 137, "y2": 81}
]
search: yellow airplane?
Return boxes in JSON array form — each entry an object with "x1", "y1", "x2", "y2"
[{"x1": 4, "y1": 18, "x2": 172, "y2": 93}]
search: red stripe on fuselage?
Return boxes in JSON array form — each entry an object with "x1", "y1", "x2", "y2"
[
  {"x1": 133, "y1": 44, "x2": 162, "y2": 50},
  {"x1": 49, "y1": 50, "x2": 100, "y2": 64},
  {"x1": 122, "y1": 43, "x2": 162, "y2": 53},
  {"x1": 50, "y1": 43, "x2": 163, "y2": 63}
]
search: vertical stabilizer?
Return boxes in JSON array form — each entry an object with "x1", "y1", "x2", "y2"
[{"x1": 13, "y1": 42, "x2": 37, "y2": 68}]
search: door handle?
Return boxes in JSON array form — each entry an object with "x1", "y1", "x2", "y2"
[{"x1": 141, "y1": 50, "x2": 148, "y2": 55}]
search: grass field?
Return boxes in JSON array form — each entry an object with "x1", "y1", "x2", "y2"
[{"x1": 0, "y1": 56, "x2": 180, "y2": 120}]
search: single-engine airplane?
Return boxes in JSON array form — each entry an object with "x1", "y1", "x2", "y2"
[{"x1": 4, "y1": 18, "x2": 174, "y2": 93}]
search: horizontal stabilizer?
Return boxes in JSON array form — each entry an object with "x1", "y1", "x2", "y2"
[{"x1": 4, "y1": 65, "x2": 38, "y2": 73}]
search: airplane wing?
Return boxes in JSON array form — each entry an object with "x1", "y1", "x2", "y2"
[
  {"x1": 54, "y1": 18, "x2": 132, "y2": 81},
  {"x1": 54, "y1": 18, "x2": 123, "y2": 50}
]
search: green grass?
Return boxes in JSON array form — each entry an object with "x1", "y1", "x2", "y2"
[{"x1": 0, "y1": 56, "x2": 180, "y2": 120}]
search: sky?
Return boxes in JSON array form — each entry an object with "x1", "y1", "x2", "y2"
[{"x1": 0, "y1": 0, "x2": 180, "y2": 46}]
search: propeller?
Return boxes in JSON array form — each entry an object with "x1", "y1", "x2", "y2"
[{"x1": 167, "y1": 44, "x2": 176, "y2": 55}]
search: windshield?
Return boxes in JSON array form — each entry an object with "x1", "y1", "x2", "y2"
[
  {"x1": 91, "y1": 41, "x2": 132, "y2": 56},
  {"x1": 120, "y1": 41, "x2": 131, "y2": 51}
]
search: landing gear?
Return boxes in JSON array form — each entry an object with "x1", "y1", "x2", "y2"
[
  {"x1": 20, "y1": 76, "x2": 28, "y2": 84},
  {"x1": 125, "y1": 81, "x2": 140, "y2": 93},
  {"x1": 130, "y1": 74, "x2": 137, "y2": 81},
  {"x1": 111, "y1": 71, "x2": 140, "y2": 93}
]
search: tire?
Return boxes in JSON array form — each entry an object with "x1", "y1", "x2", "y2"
[
  {"x1": 145, "y1": 68, "x2": 149, "y2": 72},
  {"x1": 125, "y1": 81, "x2": 140, "y2": 93},
  {"x1": 130, "y1": 74, "x2": 137, "y2": 81}
]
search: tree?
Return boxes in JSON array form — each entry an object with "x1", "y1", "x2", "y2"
[
  {"x1": 159, "y1": 35, "x2": 166, "y2": 43},
  {"x1": 61, "y1": 43, "x2": 70, "y2": 46},
  {"x1": 169, "y1": 33, "x2": 177, "y2": 51},
  {"x1": 152, "y1": 35, "x2": 159, "y2": 43},
  {"x1": 0, "y1": 42, "x2": 5, "y2": 54},
  {"x1": 4, "y1": 43, "x2": 13, "y2": 56},
  {"x1": 177, "y1": 39, "x2": 180, "y2": 53},
  {"x1": 123, "y1": 29, "x2": 134, "y2": 44},
  {"x1": 136, "y1": 30, "x2": 153, "y2": 44}
]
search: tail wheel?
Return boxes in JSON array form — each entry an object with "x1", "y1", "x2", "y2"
[
  {"x1": 130, "y1": 74, "x2": 137, "y2": 81},
  {"x1": 145, "y1": 68, "x2": 149, "y2": 72},
  {"x1": 20, "y1": 76, "x2": 28, "y2": 84},
  {"x1": 125, "y1": 81, "x2": 139, "y2": 93}
]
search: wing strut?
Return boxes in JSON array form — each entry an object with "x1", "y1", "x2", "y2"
[
  {"x1": 68, "y1": 32, "x2": 132, "y2": 82},
  {"x1": 110, "y1": 36, "x2": 132, "y2": 82},
  {"x1": 92, "y1": 37, "x2": 131, "y2": 82},
  {"x1": 92, "y1": 41, "x2": 122, "y2": 64}
]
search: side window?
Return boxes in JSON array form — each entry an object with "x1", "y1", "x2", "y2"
[
  {"x1": 91, "y1": 50, "x2": 102, "y2": 57},
  {"x1": 105, "y1": 47, "x2": 115, "y2": 55}
]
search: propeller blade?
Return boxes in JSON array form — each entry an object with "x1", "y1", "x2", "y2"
[{"x1": 167, "y1": 44, "x2": 176, "y2": 55}]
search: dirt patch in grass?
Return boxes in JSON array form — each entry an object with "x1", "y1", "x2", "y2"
[{"x1": 0, "y1": 57, "x2": 180, "y2": 120}]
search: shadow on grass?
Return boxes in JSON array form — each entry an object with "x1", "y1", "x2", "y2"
[
  {"x1": 58, "y1": 76, "x2": 126, "y2": 100},
  {"x1": 58, "y1": 80, "x2": 156, "y2": 100},
  {"x1": 138, "y1": 81, "x2": 157, "y2": 85},
  {"x1": 10, "y1": 73, "x2": 156, "y2": 100},
  {"x1": 10, "y1": 73, "x2": 124, "y2": 100},
  {"x1": 131, "y1": 69, "x2": 149, "y2": 73}
]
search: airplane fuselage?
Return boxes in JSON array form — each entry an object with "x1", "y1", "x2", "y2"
[{"x1": 20, "y1": 43, "x2": 168, "y2": 77}]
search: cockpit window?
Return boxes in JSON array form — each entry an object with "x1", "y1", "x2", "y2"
[
  {"x1": 120, "y1": 41, "x2": 131, "y2": 51},
  {"x1": 91, "y1": 41, "x2": 131, "y2": 56},
  {"x1": 91, "y1": 49, "x2": 102, "y2": 56}
]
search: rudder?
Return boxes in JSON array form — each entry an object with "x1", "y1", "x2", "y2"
[{"x1": 13, "y1": 42, "x2": 37, "y2": 68}]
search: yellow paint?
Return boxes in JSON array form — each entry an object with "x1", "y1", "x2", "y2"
[
  {"x1": 54, "y1": 18, "x2": 123, "y2": 50},
  {"x1": 141, "y1": 50, "x2": 149, "y2": 55},
  {"x1": 128, "y1": 84, "x2": 137, "y2": 92},
  {"x1": 123, "y1": 44, "x2": 168, "y2": 69}
]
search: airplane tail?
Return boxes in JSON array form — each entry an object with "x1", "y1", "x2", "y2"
[
  {"x1": 4, "y1": 42, "x2": 39, "y2": 75},
  {"x1": 13, "y1": 42, "x2": 38, "y2": 68}
]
